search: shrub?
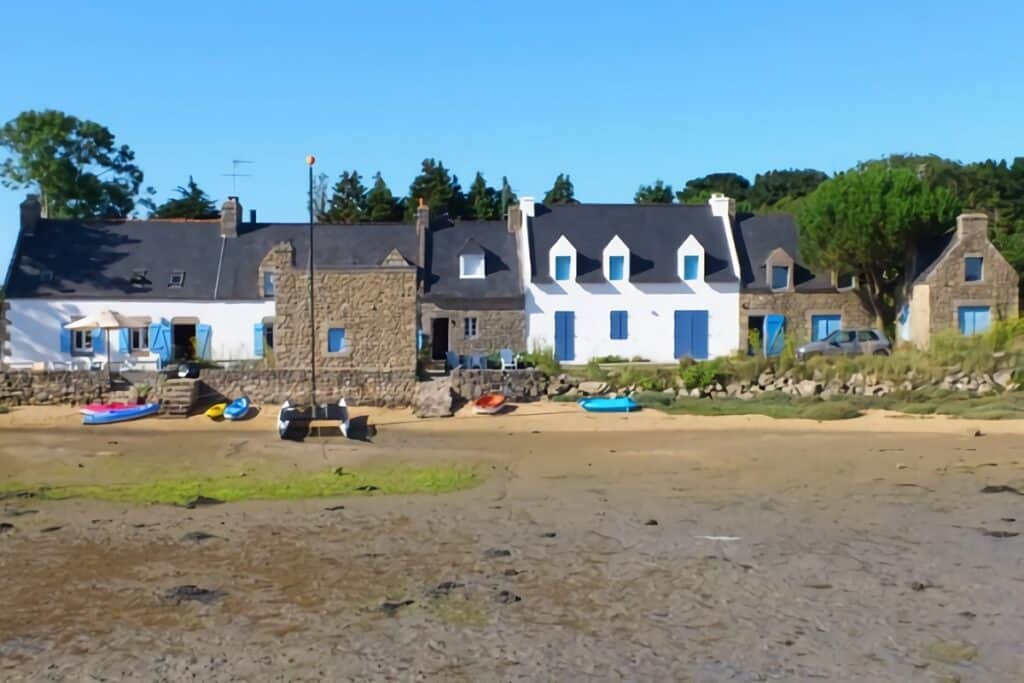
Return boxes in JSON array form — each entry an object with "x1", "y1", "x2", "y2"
[
  {"x1": 584, "y1": 358, "x2": 610, "y2": 381},
  {"x1": 520, "y1": 345, "x2": 561, "y2": 375},
  {"x1": 680, "y1": 361, "x2": 717, "y2": 390},
  {"x1": 592, "y1": 355, "x2": 628, "y2": 364}
]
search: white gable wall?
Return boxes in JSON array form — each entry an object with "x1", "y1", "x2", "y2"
[{"x1": 4, "y1": 298, "x2": 275, "y2": 365}]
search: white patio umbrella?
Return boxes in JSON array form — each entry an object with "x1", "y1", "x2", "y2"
[{"x1": 64, "y1": 311, "x2": 151, "y2": 376}]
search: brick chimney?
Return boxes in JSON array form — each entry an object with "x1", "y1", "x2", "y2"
[
  {"x1": 20, "y1": 194, "x2": 41, "y2": 237},
  {"x1": 956, "y1": 212, "x2": 988, "y2": 241},
  {"x1": 220, "y1": 196, "x2": 242, "y2": 237},
  {"x1": 415, "y1": 197, "x2": 429, "y2": 269}
]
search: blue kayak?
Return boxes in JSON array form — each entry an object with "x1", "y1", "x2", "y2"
[
  {"x1": 83, "y1": 402, "x2": 160, "y2": 425},
  {"x1": 578, "y1": 397, "x2": 640, "y2": 413},
  {"x1": 224, "y1": 396, "x2": 251, "y2": 421}
]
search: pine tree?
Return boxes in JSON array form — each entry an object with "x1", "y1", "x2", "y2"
[
  {"x1": 406, "y1": 158, "x2": 456, "y2": 219},
  {"x1": 364, "y1": 172, "x2": 401, "y2": 221},
  {"x1": 324, "y1": 170, "x2": 367, "y2": 224},
  {"x1": 500, "y1": 176, "x2": 517, "y2": 215},
  {"x1": 634, "y1": 180, "x2": 674, "y2": 204},
  {"x1": 466, "y1": 172, "x2": 500, "y2": 220},
  {"x1": 544, "y1": 173, "x2": 576, "y2": 204},
  {"x1": 152, "y1": 176, "x2": 220, "y2": 219},
  {"x1": 449, "y1": 173, "x2": 469, "y2": 219}
]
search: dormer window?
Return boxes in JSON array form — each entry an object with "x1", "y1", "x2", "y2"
[
  {"x1": 677, "y1": 235, "x2": 705, "y2": 282},
  {"x1": 608, "y1": 256, "x2": 625, "y2": 281},
  {"x1": 460, "y1": 253, "x2": 485, "y2": 279},
  {"x1": 169, "y1": 270, "x2": 186, "y2": 288},
  {"x1": 835, "y1": 272, "x2": 857, "y2": 290},
  {"x1": 555, "y1": 255, "x2": 571, "y2": 281},
  {"x1": 771, "y1": 265, "x2": 789, "y2": 290},
  {"x1": 683, "y1": 255, "x2": 699, "y2": 281},
  {"x1": 965, "y1": 256, "x2": 983, "y2": 282}
]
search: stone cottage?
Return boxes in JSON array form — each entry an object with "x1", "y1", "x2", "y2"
[
  {"x1": 900, "y1": 213, "x2": 1019, "y2": 346},
  {"x1": 733, "y1": 213, "x2": 874, "y2": 355}
]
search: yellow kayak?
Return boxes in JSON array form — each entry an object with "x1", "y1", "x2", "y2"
[{"x1": 205, "y1": 402, "x2": 227, "y2": 419}]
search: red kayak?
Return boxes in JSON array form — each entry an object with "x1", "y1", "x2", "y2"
[
  {"x1": 79, "y1": 402, "x2": 135, "y2": 415},
  {"x1": 473, "y1": 393, "x2": 507, "y2": 415}
]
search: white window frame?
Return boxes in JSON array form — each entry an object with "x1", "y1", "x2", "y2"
[
  {"x1": 263, "y1": 271, "x2": 276, "y2": 297},
  {"x1": 549, "y1": 236, "x2": 577, "y2": 283},
  {"x1": 460, "y1": 253, "x2": 485, "y2": 279},
  {"x1": 834, "y1": 272, "x2": 858, "y2": 291},
  {"x1": 464, "y1": 317, "x2": 479, "y2": 339},
  {"x1": 169, "y1": 270, "x2": 186, "y2": 288},
  {"x1": 770, "y1": 264, "x2": 791, "y2": 291},
  {"x1": 602, "y1": 235, "x2": 630, "y2": 282},
  {"x1": 130, "y1": 327, "x2": 149, "y2": 351},
  {"x1": 72, "y1": 329, "x2": 93, "y2": 353},
  {"x1": 677, "y1": 236, "x2": 706, "y2": 282}
]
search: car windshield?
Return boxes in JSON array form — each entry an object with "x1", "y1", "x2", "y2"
[{"x1": 823, "y1": 330, "x2": 854, "y2": 344}]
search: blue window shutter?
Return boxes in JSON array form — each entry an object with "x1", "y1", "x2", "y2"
[
  {"x1": 610, "y1": 311, "x2": 628, "y2": 340},
  {"x1": 92, "y1": 329, "x2": 105, "y2": 354},
  {"x1": 555, "y1": 256, "x2": 571, "y2": 281},
  {"x1": 691, "y1": 311, "x2": 708, "y2": 359},
  {"x1": 608, "y1": 256, "x2": 624, "y2": 281},
  {"x1": 683, "y1": 255, "x2": 699, "y2": 281},
  {"x1": 59, "y1": 326, "x2": 71, "y2": 354},
  {"x1": 196, "y1": 324, "x2": 212, "y2": 359},
  {"x1": 328, "y1": 328, "x2": 346, "y2": 352},
  {"x1": 764, "y1": 314, "x2": 786, "y2": 356},
  {"x1": 554, "y1": 312, "x2": 574, "y2": 361},
  {"x1": 119, "y1": 328, "x2": 131, "y2": 352},
  {"x1": 253, "y1": 323, "x2": 265, "y2": 358}
]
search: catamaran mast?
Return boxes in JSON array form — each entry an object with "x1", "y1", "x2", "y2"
[{"x1": 306, "y1": 155, "x2": 317, "y2": 408}]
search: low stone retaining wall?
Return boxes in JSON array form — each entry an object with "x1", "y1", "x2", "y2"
[
  {"x1": 448, "y1": 368, "x2": 549, "y2": 402},
  {"x1": 194, "y1": 369, "x2": 418, "y2": 407},
  {"x1": 0, "y1": 371, "x2": 117, "y2": 406}
]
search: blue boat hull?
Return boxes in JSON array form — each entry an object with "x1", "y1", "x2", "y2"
[
  {"x1": 83, "y1": 403, "x2": 160, "y2": 425},
  {"x1": 578, "y1": 397, "x2": 640, "y2": 413},
  {"x1": 224, "y1": 397, "x2": 251, "y2": 421}
]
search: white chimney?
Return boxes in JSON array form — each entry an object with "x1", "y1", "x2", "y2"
[{"x1": 708, "y1": 193, "x2": 735, "y2": 222}]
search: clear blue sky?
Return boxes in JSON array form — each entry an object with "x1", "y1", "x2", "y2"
[{"x1": 2, "y1": 0, "x2": 1022, "y2": 277}]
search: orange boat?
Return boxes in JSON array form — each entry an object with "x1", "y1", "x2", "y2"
[{"x1": 473, "y1": 392, "x2": 507, "y2": 415}]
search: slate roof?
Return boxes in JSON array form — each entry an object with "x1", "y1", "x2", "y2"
[
  {"x1": 733, "y1": 213, "x2": 837, "y2": 292},
  {"x1": 422, "y1": 219, "x2": 523, "y2": 308},
  {"x1": 4, "y1": 218, "x2": 418, "y2": 300},
  {"x1": 526, "y1": 203, "x2": 736, "y2": 284}
]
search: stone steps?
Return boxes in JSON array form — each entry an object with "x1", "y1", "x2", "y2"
[{"x1": 159, "y1": 378, "x2": 198, "y2": 418}]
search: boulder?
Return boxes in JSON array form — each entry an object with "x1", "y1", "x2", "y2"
[
  {"x1": 688, "y1": 388, "x2": 703, "y2": 399},
  {"x1": 546, "y1": 383, "x2": 569, "y2": 397},
  {"x1": 795, "y1": 380, "x2": 822, "y2": 397},
  {"x1": 725, "y1": 382, "x2": 741, "y2": 397},
  {"x1": 413, "y1": 378, "x2": 453, "y2": 418},
  {"x1": 757, "y1": 371, "x2": 775, "y2": 387},
  {"x1": 993, "y1": 369, "x2": 1014, "y2": 388},
  {"x1": 577, "y1": 381, "x2": 609, "y2": 396},
  {"x1": 661, "y1": 388, "x2": 677, "y2": 398},
  {"x1": 976, "y1": 383, "x2": 995, "y2": 396},
  {"x1": 738, "y1": 391, "x2": 755, "y2": 401}
]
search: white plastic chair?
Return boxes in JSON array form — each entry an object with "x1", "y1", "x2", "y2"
[{"x1": 499, "y1": 349, "x2": 518, "y2": 370}]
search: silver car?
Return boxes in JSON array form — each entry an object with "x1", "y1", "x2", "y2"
[{"x1": 796, "y1": 328, "x2": 892, "y2": 360}]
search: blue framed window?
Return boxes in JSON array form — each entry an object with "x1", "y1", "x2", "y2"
[
  {"x1": 608, "y1": 255, "x2": 625, "y2": 281},
  {"x1": 610, "y1": 310, "x2": 628, "y2": 340},
  {"x1": 965, "y1": 256, "x2": 983, "y2": 282},
  {"x1": 554, "y1": 255, "x2": 571, "y2": 281},
  {"x1": 810, "y1": 314, "x2": 841, "y2": 341},
  {"x1": 771, "y1": 265, "x2": 789, "y2": 290},
  {"x1": 683, "y1": 255, "x2": 699, "y2": 281},
  {"x1": 327, "y1": 328, "x2": 347, "y2": 352},
  {"x1": 958, "y1": 306, "x2": 990, "y2": 335}
]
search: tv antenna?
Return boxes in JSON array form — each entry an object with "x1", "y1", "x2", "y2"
[{"x1": 222, "y1": 159, "x2": 254, "y2": 193}]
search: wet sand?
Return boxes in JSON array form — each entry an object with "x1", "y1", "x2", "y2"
[{"x1": 2, "y1": 405, "x2": 1024, "y2": 680}]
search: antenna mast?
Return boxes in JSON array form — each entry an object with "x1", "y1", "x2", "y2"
[{"x1": 222, "y1": 159, "x2": 254, "y2": 193}]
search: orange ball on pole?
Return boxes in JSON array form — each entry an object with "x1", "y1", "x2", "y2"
[{"x1": 306, "y1": 155, "x2": 316, "y2": 166}]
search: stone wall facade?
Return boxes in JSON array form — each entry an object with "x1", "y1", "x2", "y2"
[
  {"x1": 0, "y1": 371, "x2": 118, "y2": 406},
  {"x1": 196, "y1": 369, "x2": 417, "y2": 407},
  {"x1": 448, "y1": 368, "x2": 549, "y2": 402},
  {"x1": 915, "y1": 214, "x2": 1019, "y2": 346},
  {"x1": 420, "y1": 303, "x2": 526, "y2": 357},
  {"x1": 273, "y1": 260, "x2": 418, "y2": 371},
  {"x1": 739, "y1": 291, "x2": 875, "y2": 347}
]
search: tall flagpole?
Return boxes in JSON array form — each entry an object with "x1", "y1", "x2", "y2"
[{"x1": 306, "y1": 155, "x2": 317, "y2": 409}]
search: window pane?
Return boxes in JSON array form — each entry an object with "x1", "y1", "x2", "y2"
[
  {"x1": 327, "y1": 328, "x2": 346, "y2": 352},
  {"x1": 461, "y1": 254, "x2": 485, "y2": 279},
  {"x1": 555, "y1": 255, "x2": 571, "y2": 281},
  {"x1": 836, "y1": 273, "x2": 855, "y2": 289},
  {"x1": 608, "y1": 256, "x2": 624, "y2": 281},
  {"x1": 965, "y1": 257, "x2": 983, "y2": 282},
  {"x1": 610, "y1": 311, "x2": 628, "y2": 339},
  {"x1": 683, "y1": 255, "x2": 699, "y2": 281},
  {"x1": 263, "y1": 271, "x2": 275, "y2": 296},
  {"x1": 464, "y1": 317, "x2": 478, "y2": 339},
  {"x1": 771, "y1": 265, "x2": 789, "y2": 289}
]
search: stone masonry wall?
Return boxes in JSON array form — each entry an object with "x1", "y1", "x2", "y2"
[
  {"x1": 273, "y1": 264, "x2": 418, "y2": 371},
  {"x1": 0, "y1": 371, "x2": 118, "y2": 406},
  {"x1": 922, "y1": 217, "x2": 1019, "y2": 341},
  {"x1": 740, "y1": 291, "x2": 875, "y2": 346},
  {"x1": 448, "y1": 368, "x2": 548, "y2": 402},
  {"x1": 420, "y1": 303, "x2": 526, "y2": 356}
]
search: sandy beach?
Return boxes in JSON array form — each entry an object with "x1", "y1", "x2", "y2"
[{"x1": 2, "y1": 404, "x2": 1024, "y2": 680}]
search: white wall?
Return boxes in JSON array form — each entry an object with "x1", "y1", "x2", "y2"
[
  {"x1": 525, "y1": 280, "x2": 740, "y2": 363},
  {"x1": 4, "y1": 299, "x2": 276, "y2": 364}
]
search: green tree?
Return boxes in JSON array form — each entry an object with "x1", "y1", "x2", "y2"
[
  {"x1": 748, "y1": 169, "x2": 828, "y2": 211},
  {"x1": 676, "y1": 172, "x2": 750, "y2": 205},
  {"x1": 150, "y1": 176, "x2": 219, "y2": 219},
  {"x1": 634, "y1": 179, "x2": 674, "y2": 204},
  {"x1": 406, "y1": 158, "x2": 457, "y2": 219},
  {"x1": 0, "y1": 109, "x2": 145, "y2": 218},
  {"x1": 364, "y1": 172, "x2": 402, "y2": 221},
  {"x1": 544, "y1": 173, "x2": 575, "y2": 204},
  {"x1": 310, "y1": 172, "x2": 330, "y2": 222},
  {"x1": 499, "y1": 175, "x2": 517, "y2": 215},
  {"x1": 323, "y1": 170, "x2": 367, "y2": 224},
  {"x1": 466, "y1": 172, "x2": 500, "y2": 220},
  {"x1": 797, "y1": 163, "x2": 961, "y2": 326}
]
